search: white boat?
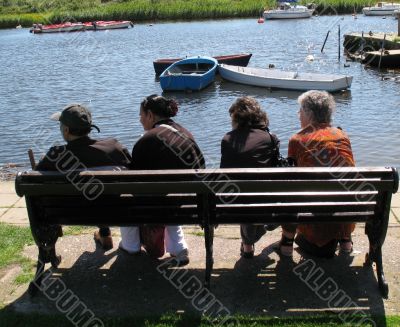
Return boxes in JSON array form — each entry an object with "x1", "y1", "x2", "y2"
[
  {"x1": 264, "y1": 1, "x2": 314, "y2": 19},
  {"x1": 92, "y1": 20, "x2": 133, "y2": 30},
  {"x1": 218, "y1": 64, "x2": 353, "y2": 92},
  {"x1": 362, "y1": 2, "x2": 400, "y2": 16}
]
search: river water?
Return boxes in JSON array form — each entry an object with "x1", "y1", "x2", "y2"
[{"x1": 0, "y1": 15, "x2": 399, "y2": 174}]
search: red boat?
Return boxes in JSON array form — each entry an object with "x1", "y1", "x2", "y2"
[
  {"x1": 30, "y1": 22, "x2": 85, "y2": 34},
  {"x1": 31, "y1": 21, "x2": 133, "y2": 34},
  {"x1": 153, "y1": 53, "x2": 252, "y2": 76}
]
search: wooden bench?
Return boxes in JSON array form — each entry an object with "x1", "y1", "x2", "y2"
[{"x1": 15, "y1": 167, "x2": 399, "y2": 298}]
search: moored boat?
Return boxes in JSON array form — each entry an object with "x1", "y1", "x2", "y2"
[
  {"x1": 153, "y1": 53, "x2": 252, "y2": 76},
  {"x1": 159, "y1": 56, "x2": 218, "y2": 91},
  {"x1": 30, "y1": 22, "x2": 85, "y2": 34},
  {"x1": 362, "y1": 49, "x2": 400, "y2": 68},
  {"x1": 92, "y1": 20, "x2": 133, "y2": 30},
  {"x1": 218, "y1": 64, "x2": 353, "y2": 92},
  {"x1": 362, "y1": 2, "x2": 400, "y2": 16},
  {"x1": 263, "y1": 1, "x2": 314, "y2": 19},
  {"x1": 31, "y1": 20, "x2": 133, "y2": 33}
]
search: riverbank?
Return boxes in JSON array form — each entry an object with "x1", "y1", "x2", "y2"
[{"x1": 0, "y1": 0, "x2": 383, "y2": 29}]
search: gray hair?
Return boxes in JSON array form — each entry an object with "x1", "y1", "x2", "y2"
[{"x1": 298, "y1": 90, "x2": 335, "y2": 125}]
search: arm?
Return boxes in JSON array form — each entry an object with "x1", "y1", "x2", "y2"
[{"x1": 35, "y1": 146, "x2": 66, "y2": 171}]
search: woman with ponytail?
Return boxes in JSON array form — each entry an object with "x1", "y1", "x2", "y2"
[{"x1": 119, "y1": 94, "x2": 205, "y2": 266}]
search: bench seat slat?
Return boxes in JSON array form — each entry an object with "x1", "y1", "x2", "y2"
[
  {"x1": 216, "y1": 212, "x2": 375, "y2": 224},
  {"x1": 16, "y1": 179, "x2": 394, "y2": 196}
]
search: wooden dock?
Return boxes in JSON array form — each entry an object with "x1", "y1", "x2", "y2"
[{"x1": 343, "y1": 32, "x2": 400, "y2": 53}]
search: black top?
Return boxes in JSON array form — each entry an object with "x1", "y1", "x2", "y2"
[
  {"x1": 130, "y1": 119, "x2": 205, "y2": 170},
  {"x1": 36, "y1": 136, "x2": 132, "y2": 171},
  {"x1": 220, "y1": 127, "x2": 279, "y2": 168}
]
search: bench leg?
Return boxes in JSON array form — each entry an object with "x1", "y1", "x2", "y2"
[
  {"x1": 28, "y1": 248, "x2": 46, "y2": 297},
  {"x1": 28, "y1": 224, "x2": 62, "y2": 297},
  {"x1": 375, "y1": 246, "x2": 389, "y2": 298},
  {"x1": 204, "y1": 223, "x2": 214, "y2": 289},
  {"x1": 365, "y1": 225, "x2": 389, "y2": 299}
]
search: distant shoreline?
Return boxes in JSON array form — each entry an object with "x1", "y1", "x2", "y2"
[{"x1": 0, "y1": 0, "x2": 377, "y2": 29}]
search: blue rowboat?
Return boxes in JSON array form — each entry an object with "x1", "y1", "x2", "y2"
[{"x1": 159, "y1": 56, "x2": 218, "y2": 91}]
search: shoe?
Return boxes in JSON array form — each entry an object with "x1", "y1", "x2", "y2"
[
  {"x1": 118, "y1": 242, "x2": 142, "y2": 255},
  {"x1": 240, "y1": 243, "x2": 254, "y2": 259},
  {"x1": 274, "y1": 235, "x2": 294, "y2": 257},
  {"x1": 171, "y1": 249, "x2": 190, "y2": 267},
  {"x1": 94, "y1": 230, "x2": 113, "y2": 250},
  {"x1": 339, "y1": 238, "x2": 353, "y2": 253}
]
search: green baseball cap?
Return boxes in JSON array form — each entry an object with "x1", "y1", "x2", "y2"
[{"x1": 51, "y1": 104, "x2": 100, "y2": 132}]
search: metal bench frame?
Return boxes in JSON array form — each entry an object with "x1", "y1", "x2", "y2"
[{"x1": 15, "y1": 167, "x2": 399, "y2": 298}]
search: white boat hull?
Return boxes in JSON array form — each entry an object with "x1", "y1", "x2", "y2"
[
  {"x1": 95, "y1": 22, "x2": 132, "y2": 30},
  {"x1": 264, "y1": 9, "x2": 314, "y2": 19},
  {"x1": 362, "y1": 3, "x2": 400, "y2": 15},
  {"x1": 218, "y1": 64, "x2": 353, "y2": 92}
]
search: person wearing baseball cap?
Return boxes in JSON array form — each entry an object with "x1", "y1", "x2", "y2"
[{"x1": 36, "y1": 103, "x2": 132, "y2": 250}]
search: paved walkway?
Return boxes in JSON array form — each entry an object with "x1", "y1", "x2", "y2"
[{"x1": 1, "y1": 180, "x2": 400, "y2": 320}]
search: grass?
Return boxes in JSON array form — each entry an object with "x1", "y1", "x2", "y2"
[
  {"x1": 0, "y1": 223, "x2": 92, "y2": 287},
  {"x1": 0, "y1": 0, "x2": 394, "y2": 28},
  {"x1": 0, "y1": 222, "x2": 35, "y2": 285},
  {"x1": 63, "y1": 225, "x2": 94, "y2": 236},
  {"x1": 1, "y1": 311, "x2": 399, "y2": 327}
]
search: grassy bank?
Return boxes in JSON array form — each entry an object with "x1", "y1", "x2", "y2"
[
  {"x1": 0, "y1": 223, "x2": 35, "y2": 285},
  {"x1": 1, "y1": 311, "x2": 399, "y2": 327},
  {"x1": 0, "y1": 0, "x2": 385, "y2": 29}
]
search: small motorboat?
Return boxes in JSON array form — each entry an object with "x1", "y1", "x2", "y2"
[
  {"x1": 362, "y1": 49, "x2": 400, "y2": 68},
  {"x1": 90, "y1": 20, "x2": 134, "y2": 30},
  {"x1": 218, "y1": 64, "x2": 353, "y2": 92},
  {"x1": 362, "y1": 2, "x2": 400, "y2": 15},
  {"x1": 159, "y1": 56, "x2": 218, "y2": 91},
  {"x1": 263, "y1": 1, "x2": 314, "y2": 19},
  {"x1": 153, "y1": 53, "x2": 252, "y2": 76},
  {"x1": 30, "y1": 22, "x2": 85, "y2": 33}
]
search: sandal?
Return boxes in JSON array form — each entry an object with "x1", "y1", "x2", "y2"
[
  {"x1": 240, "y1": 243, "x2": 254, "y2": 259},
  {"x1": 274, "y1": 235, "x2": 294, "y2": 257},
  {"x1": 339, "y1": 238, "x2": 353, "y2": 253}
]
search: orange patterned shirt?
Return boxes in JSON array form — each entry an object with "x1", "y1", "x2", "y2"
[
  {"x1": 288, "y1": 124, "x2": 355, "y2": 167},
  {"x1": 288, "y1": 124, "x2": 355, "y2": 246}
]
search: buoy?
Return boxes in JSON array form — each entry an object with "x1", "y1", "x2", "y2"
[
  {"x1": 257, "y1": 18, "x2": 265, "y2": 24},
  {"x1": 306, "y1": 54, "x2": 314, "y2": 62},
  {"x1": 16, "y1": 24, "x2": 22, "y2": 29},
  {"x1": 268, "y1": 64, "x2": 275, "y2": 68}
]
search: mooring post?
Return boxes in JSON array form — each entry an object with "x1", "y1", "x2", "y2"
[
  {"x1": 338, "y1": 25, "x2": 341, "y2": 62},
  {"x1": 397, "y1": 11, "x2": 400, "y2": 36}
]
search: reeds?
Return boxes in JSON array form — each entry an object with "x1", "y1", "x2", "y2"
[{"x1": 0, "y1": 0, "x2": 394, "y2": 29}]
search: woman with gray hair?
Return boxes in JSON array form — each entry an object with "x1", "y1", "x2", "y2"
[
  {"x1": 220, "y1": 96, "x2": 282, "y2": 258},
  {"x1": 277, "y1": 90, "x2": 355, "y2": 258}
]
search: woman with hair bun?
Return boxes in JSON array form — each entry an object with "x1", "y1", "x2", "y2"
[{"x1": 119, "y1": 94, "x2": 205, "y2": 266}]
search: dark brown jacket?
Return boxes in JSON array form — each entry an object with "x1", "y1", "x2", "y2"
[
  {"x1": 220, "y1": 127, "x2": 279, "y2": 168},
  {"x1": 36, "y1": 136, "x2": 131, "y2": 171},
  {"x1": 130, "y1": 119, "x2": 205, "y2": 170}
]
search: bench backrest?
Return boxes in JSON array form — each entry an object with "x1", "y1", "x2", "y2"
[{"x1": 15, "y1": 167, "x2": 399, "y2": 226}]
